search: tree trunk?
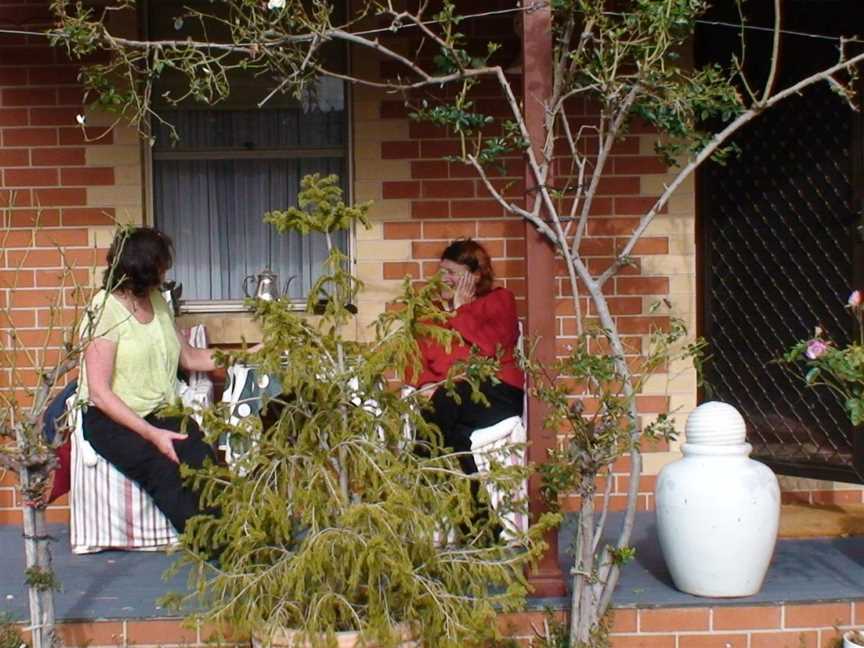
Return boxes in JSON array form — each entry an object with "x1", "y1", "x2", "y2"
[
  {"x1": 571, "y1": 490, "x2": 596, "y2": 645},
  {"x1": 571, "y1": 289, "x2": 641, "y2": 644},
  {"x1": 20, "y1": 466, "x2": 58, "y2": 648}
]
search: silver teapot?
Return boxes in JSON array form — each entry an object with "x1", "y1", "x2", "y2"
[{"x1": 242, "y1": 269, "x2": 296, "y2": 301}]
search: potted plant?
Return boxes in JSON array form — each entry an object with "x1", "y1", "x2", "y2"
[{"x1": 163, "y1": 174, "x2": 555, "y2": 648}]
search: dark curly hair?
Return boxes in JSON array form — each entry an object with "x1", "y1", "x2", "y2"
[
  {"x1": 103, "y1": 227, "x2": 174, "y2": 297},
  {"x1": 440, "y1": 238, "x2": 495, "y2": 297}
]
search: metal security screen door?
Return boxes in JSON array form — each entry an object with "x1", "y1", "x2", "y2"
[{"x1": 698, "y1": 1, "x2": 864, "y2": 483}]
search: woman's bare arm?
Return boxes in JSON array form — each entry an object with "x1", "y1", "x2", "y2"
[
  {"x1": 176, "y1": 328, "x2": 218, "y2": 372},
  {"x1": 176, "y1": 328, "x2": 265, "y2": 372},
  {"x1": 85, "y1": 338, "x2": 187, "y2": 463}
]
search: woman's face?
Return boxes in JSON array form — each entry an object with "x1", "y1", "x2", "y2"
[{"x1": 439, "y1": 258, "x2": 473, "y2": 301}]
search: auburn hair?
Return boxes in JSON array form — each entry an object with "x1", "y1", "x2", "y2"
[{"x1": 440, "y1": 238, "x2": 495, "y2": 297}]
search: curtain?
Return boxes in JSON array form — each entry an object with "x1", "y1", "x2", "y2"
[
  {"x1": 154, "y1": 157, "x2": 346, "y2": 301},
  {"x1": 152, "y1": 105, "x2": 347, "y2": 302}
]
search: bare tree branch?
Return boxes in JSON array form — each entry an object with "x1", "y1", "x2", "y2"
[
  {"x1": 465, "y1": 155, "x2": 558, "y2": 242},
  {"x1": 760, "y1": 0, "x2": 782, "y2": 105},
  {"x1": 572, "y1": 84, "x2": 640, "y2": 258},
  {"x1": 601, "y1": 48, "x2": 864, "y2": 289}
]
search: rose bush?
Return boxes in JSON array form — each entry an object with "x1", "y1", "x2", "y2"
[{"x1": 785, "y1": 290, "x2": 864, "y2": 425}]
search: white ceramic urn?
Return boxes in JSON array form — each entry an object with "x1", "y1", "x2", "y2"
[
  {"x1": 844, "y1": 630, "x2": 864, "y2": 648},
  {"x1": 655, "y1": 401, "x2": 780, "y2": 597}
]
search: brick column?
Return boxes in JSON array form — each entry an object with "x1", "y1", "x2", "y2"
[{"x1": 522, "y1": 2, "x2": 566, "y2": 597}]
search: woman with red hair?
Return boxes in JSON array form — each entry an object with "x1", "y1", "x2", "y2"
[{"x1": 412, "y1": 239, "x2": 524, "y2": 478}]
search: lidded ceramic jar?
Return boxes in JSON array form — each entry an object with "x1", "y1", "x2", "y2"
[{"x1": 655, "y1": 401, "x2": 780, "y2": 597}]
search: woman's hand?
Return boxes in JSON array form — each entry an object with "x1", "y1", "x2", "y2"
[
  {"x1": 147, "y1": 426, "x2": 188, "y2": 464},
  {"x1": 453, "y1": 270, "x2": 476, "y2": 309}
]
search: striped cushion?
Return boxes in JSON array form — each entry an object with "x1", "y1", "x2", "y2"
[
  {"x1": 69, "y1": 325, "x2": 214, "y2": 553},
  {"x1": 69, "y1": 403, "x2": 178, "y2": 555}
]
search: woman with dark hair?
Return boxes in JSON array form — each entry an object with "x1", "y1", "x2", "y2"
[
  {"x1": 412, "y1": 239, "x2": 524, "y2": 479},
  {"x1": 78, "y1": 227, "x2": 221, "y2": 533}
]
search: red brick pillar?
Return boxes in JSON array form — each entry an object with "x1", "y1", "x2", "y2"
[{"x1": 522, "y1": 2, "x2": 566, "y2": 597}]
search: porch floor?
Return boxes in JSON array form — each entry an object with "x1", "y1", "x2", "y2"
[{"x1": 1, "y1": 512, "x2": 863, "y2": 623}]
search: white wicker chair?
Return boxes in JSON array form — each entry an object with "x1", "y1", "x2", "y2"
[
  {"x1": 469, "y1": 412, "x2": 528, "y2": 538},
  {"x1": 400, "y1": 385, "x2": 529, "y2": 539}
]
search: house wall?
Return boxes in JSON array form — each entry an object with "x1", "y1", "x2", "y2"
[
  {"x1": 1, "y1": 2, "x2": 861, "y2": 531},
  {"x1": 0, "y1": 3, "x2": 144, "y2": 524},
  {"x1": 507, "y1": 602, "x2": 861, "y2": 648}
]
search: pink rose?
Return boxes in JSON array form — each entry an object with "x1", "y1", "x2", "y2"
[
  {"x1": 806, "y1": 339, "x2": 830, "y2": 360},
  {"x1": 849, "y1": 290, "x2": 862, "y2": 308}
]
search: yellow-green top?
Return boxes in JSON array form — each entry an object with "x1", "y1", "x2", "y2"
[{"x1": 78, "y1": 289, "x2": 181, "y2": 417}]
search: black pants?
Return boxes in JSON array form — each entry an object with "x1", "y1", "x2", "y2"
[
  {"x1": 82, "y1": 407, "x2": 216, "y2": 534},
  {"x1": 423, "y1": 380, "x2": 524, "y2": 475}
]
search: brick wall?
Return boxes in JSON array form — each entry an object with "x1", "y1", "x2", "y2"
[
  {"x1": 0, "y1": 4, "x2": 143, "y2": 524},
  {"x1": 12, "y1": 601, "x2": 863, "y2": 647},
  {"x1": 504, "y1": 602, "x2": 861, "y2": 647},
  {"x1": 0, "y1": 10, "x2": 702, "y2": 524},
  {"x1": 779, "y1": 475, "x2": 864, "y2": 506}
]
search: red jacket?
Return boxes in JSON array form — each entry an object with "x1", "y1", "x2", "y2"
[{"x1": 411, "y1": 287, "x2": 524, "y2": 390}]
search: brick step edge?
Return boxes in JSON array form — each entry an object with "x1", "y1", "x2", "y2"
[{"x1": 8, "y1": 601, "x2": 864, "y2": 647}]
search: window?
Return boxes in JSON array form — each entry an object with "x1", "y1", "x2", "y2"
[{"x1": 147, "y1": 1, "x2": 349, "y2": 308}]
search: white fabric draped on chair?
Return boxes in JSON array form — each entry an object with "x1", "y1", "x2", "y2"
[{"x1": 69, "y1": 324, "x2": 210, "y2": 554}]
